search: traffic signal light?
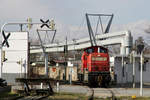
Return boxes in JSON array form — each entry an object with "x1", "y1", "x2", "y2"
[
  {"x1": 27, "y1": 18, "x2": 32, "y2": 30},
  {"x1": 2, "y1": 51, "x2": 7, "y2": 62},
  {"x1": 49, "y1": 20, "x2": 55, "y2": 30}
]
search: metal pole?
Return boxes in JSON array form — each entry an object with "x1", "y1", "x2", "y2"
[
  {"x1": 86, "y1": 13, "x2": 94, "y2": 46},
  {"x1": 133, "y1": 51, "x2": 135, "y2": 88},
  {"x1": 45, "y1": 53, "x2": 48, "y2": 77},
  {"x1": 36, "y1": 30, "x2": 48, "y2": 77},
  {"x1": 20, "y1": 24, "x2": 23, "y2": 32},
  {"x1": 51, "y1": 30, "x2": 56, "y2": 43},
  {"x1": 21, "y1": 59, "x2": 22, "y2": 78},
  {"x1": 70, "y1": 40, "x2": 76, "y2": 84},
  {"x1": 122, "y1": 55, "x2": 124, "y2": 76},
  {"x1": 140, "y1": 51, "x2": 143, "y2": 96},
  {"x1": 0, "y1": 49, "x2": 1, "y2": 78},
  {"x1": 64, "y1": 36, "x2": 67, "y2": 81},
  {"x1": 56, "y1": 81, "x2": 59, "y2": 92},
  {"x1": 70, "y1": 68, "x2": 72, "y2": 84}
]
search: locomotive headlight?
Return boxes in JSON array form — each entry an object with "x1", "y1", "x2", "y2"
[
  {"x1": 102, "y1": 57, "x2": 107, "y2": 61},
  {"x1": 92, "y1": 57, "x2": 107, "y2": 61}
]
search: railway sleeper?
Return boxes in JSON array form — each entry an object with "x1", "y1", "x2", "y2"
[{"x1": 36, "y1": 89, "x2": 50, "y2": 95}]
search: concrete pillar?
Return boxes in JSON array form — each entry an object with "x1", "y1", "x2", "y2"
[
  {"x1": 126, "y1": 47, "x2": 130, "y2": 55},
  {"x1": 120, "y1": 39, "x2": 126, "y2": 55},
  {"x1": 124, "y1": 31, "x2": 133, "y2": 55},
  {"x1": 120, "y1": 46, "x2": 126, "y2": 55}
]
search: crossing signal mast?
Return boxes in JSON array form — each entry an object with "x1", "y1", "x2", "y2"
[
  {"x1": 0, "y1": 18, "x2": 57, "y2": 78},
  {"x1": 36, "y1": 19, "x2": 57, "y2": 77}
]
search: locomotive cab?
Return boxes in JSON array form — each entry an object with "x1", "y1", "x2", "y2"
[{"x1": 81, "y1": 46, "x2": 111, "y2": 87}]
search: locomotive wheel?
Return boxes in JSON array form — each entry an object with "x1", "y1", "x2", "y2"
[
  {"x1": 97, "y1": 76, "x2": 103, "y2": 86},
  {"x1": 88, "y1": 73, "x2": 111, "y2": 87},
  {"x1": 101, "y1": 75, "x2": 111, "y2": 88},
  {"x1": 88, "y1": 75, "x2": 98, "y2": 87}
]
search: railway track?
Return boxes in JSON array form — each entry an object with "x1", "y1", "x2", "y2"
[
  {"x1": 70, "y1": 80, "x2": 117, "y2": 100},
  {"x1": 15, "y1": 95, "x2": 49, "y2": 100},
  {"x1": 87, "y1": 86, "x2": 117, "y2": 100},
  {"x1": 88, "y1": 87, "x2": 94, "y2": 100}
]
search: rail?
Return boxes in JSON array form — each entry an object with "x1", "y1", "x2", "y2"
[{"x1": 15, "y1": 78, "x2": 55, "y2": 95}]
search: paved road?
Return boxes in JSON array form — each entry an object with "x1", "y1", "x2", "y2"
[
  {"x1": 53, "y1": 85, "x2": 150, "y2": 97},
  {"x1": 53, "y1": 85, "x2": 89, "y2": 94}
]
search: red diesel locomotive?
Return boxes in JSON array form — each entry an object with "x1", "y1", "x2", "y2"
[{"x1": 81, "y1": 46, "x2": 111, "y2": 87}]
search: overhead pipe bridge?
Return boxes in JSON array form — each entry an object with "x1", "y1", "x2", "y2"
[{"x1": 30, "y1": 30, "x2": 133, "y2": 55}]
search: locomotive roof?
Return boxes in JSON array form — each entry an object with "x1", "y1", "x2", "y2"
[{"x1": 83, "y1": 46, "x2": 108, "y2": 50}]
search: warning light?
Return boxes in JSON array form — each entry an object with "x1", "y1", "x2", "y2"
[
  {"x1": 49, "y1": 20, "x2": 55, "y2": 30},
  {"x1": 27, "y1": 18, "x2": 32, "y2": 30}
]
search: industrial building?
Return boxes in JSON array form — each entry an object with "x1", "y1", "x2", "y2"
[{"x1": 113, "y1": 55, "x2": 150, "y2": 84}]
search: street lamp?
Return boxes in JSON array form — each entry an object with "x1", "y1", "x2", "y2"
[{"x1": 69, "y1": 38, "x2": 77, "y2": 85}]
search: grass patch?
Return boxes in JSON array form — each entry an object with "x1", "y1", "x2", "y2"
[
  {"x1": 48, "y1": 92, "x2": 88, "y2": 100},
  {"x1": 1, "y1": 92, "x2": 150, "y2": 100},
  {"x1": 48, "y1": 93, "x2": 150, "y2": 100},
  {"x1": 116, "y1": 96, "x2": 150, "y2": 100},
  {"x1": 95, "y1": 96, "x2": 150, "y2": 100}
]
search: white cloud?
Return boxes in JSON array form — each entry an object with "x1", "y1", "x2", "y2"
[{"x1": 111, "y1": 20, "x2": 150, "y2": 44}]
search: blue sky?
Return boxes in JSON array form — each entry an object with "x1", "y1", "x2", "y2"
[{"x1": 0, "y1": 0, "x2": 150, "y2": 41}]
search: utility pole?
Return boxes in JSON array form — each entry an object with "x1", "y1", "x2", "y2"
[
  {"x1": 122, "y1": 55, "x2": 125, "y2": 76},
  {"x1": 19, "y1": 24, "x2": 23, "y2": 31},
  {"x1": 64, "y1": 36, "x2": 68, "y2": 81},
  {"x1": 140, "y1": 51, "x2": 143, "y2": 96},
  {"x1": 132, "y1": 51, "x2": 135, "y2": 88},
  {"x1": 136, "y1": 43, "x2": 144, "y2": 96},
  {"x1": 69, "y1": 39, "x2": 76, "y2": 84}
]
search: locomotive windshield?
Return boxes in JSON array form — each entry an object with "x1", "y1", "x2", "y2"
[
  {"x1": 85, "y1": 47, "x2": 107, "y2": 54},
  {"x1": 85, "y1": 48, "x2": 94, "y2": 54},
  {"x1": 98, "y1": 47, "x2": 107, "y2": 53}
]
